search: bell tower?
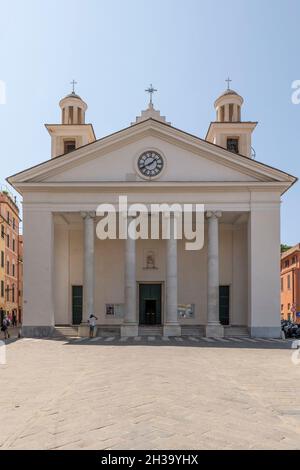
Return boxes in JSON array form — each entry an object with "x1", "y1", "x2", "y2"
[
  {"x1": 206, "y1": 79, "x2": 257, "y2": 158},
  {"x1": 46, "y1": 81, "x2": 96, "y2": 159}
]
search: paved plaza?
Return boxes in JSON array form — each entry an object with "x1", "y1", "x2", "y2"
[{"x1": 0, "y1": 335, "x2": 300, "y2": 450}]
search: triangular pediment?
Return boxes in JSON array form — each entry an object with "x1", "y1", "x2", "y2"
[{"x1": 8, "y1": 118, "x2": 296, "y2": 190}]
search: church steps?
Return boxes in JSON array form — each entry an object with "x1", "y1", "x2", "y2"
[
  {"x1": 224, "y1": 326, "x2": 249, "y2": 337},
  {"x1": 54, "y1": 326, "x2": 79, "y2": 337}
]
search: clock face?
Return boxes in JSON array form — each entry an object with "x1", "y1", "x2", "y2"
[{"x1": 137, "y1": 151, "x2": 164, "y2": 178}]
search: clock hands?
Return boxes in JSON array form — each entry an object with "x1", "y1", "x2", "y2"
[{"x1": 139, "y1": 157, "x2": 157, "y2": 170}]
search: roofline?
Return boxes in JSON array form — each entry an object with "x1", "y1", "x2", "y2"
[
  {"x1": 7, "y1": 117, "x2": 297, "y2": 187},
  {"x1": 281, "y1": 244, "x2": 300, "y2": 259}
]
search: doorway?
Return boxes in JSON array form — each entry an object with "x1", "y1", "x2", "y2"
[
  {"x1": 219, "y1": 285, "x2": 230, "y2": 325},
  {"x1": 139, "y1": 284, "x2": 162, "y2": 325},
  {"x1": 72, "y1": 285, "x2": 83, "y2": 325}
]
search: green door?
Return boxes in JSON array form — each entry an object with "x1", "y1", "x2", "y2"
[
  {"x1": 72, "y1": 285, "x2": 83, "y2": 325},
  {"x1": 139, "y1": 284, "x2": 162, "y2": 325},
  {"x1": 219, "y1": 285, "x2": 230, "y2": 325}
]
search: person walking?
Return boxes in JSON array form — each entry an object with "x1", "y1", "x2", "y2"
[
  {"x1": 1, "y1": 317, "x2": 10, "y2": 340},
  {"x1": 88, "y1": 314, "x2": 98, "y2": 338}
]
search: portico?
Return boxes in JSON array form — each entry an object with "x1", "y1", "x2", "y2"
[
  {"x1": 8, "y1": 85, "x2": 296, "y2": 338},
  {"x1": 77, "y1": 208, "x2": 226, "y2": 337}
]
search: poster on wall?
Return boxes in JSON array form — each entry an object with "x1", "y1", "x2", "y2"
[
  {"x1": 178, "y1": 304, "x2": 195, "y2": 319},
  {"x1": 106, "y1": 304, "x2": 114, "y2": 316},
  {"x1": 105, "y1": 304, "x2": 124, "y2": 318}
]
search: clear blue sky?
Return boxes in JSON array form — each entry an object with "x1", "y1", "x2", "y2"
[{"x1": 0, "y1": 0, "x2": 299, "y2": 244}]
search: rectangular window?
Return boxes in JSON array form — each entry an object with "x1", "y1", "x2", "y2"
[
  {"x1": 64, "y1": 140, "x2": 76, "y2": 154},
  {"x1": 12, "y1": 218, "x2": 15, "y2": 230},
  {"x1": 1, "y1": 225, "x2": 4, "y2": 238},
  {"x1": 227, "y1": 138, "x2": 239, "y2": 154},
  {"x1": 6, "y1": 233, "x2": 9, "y2": 248},
  {"x1": 288, "y1": 303, "x2": 291, "y2": 311},
  {"x1": 281, "y1": 304, "x2": 283, "y2": 311},
  {"x1": 292, "y1": 256, "x2": 296, "y2": 264},
  {"x1": 281, "y1": 278, "x2": 283, "y2": 291},
  {"x1": 6, "y1": 211, "x2": 10, "y2": 224},
  {"x1": 285, "y1": 260, "x2": 289, "y2": 268},
  {"x1": 0, "y1": 280, "x2": 3, "y2": 298},
  {"x1": 12, "y1": 285, "x2": 15, "y2": 303},
  {"x1": 6, "y1": 260, "x2": 9, "y2": 275},
  {"x1": 1, "y1": 251, "x2": 4, "y2": 268},
  {"x1": 6, "y1": 286, "x2": 9, "y2": 302},
  {"x1": 12, "y1": 264, "x2": 15, "y2": 277},
  {"x1": 229, "y1": 103, "x2": 234, "y2": 122},
  {"x1": 287, "y1": 274, "x2": 291, "y2": 289}
]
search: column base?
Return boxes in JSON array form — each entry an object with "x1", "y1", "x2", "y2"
[
  {"x1": 163, "y1": 324, "x2": 181, "y2": 337},
  {"x1": 78, "y1": 324, "x2": 98, "y2": 337},
  {"x1": 121, "y1": 324, "x2": 138, "y2": 337},
  {"x1": 205, "y1": 323, "x2": 224, "y2": 338},
  {"x1": 21, "y1": 326, "x2": 55, "y2": 338}
]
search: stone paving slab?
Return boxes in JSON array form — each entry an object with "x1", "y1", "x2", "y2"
[{"x1": 0, "y1": 336, "x2": 299, "y2": 450}]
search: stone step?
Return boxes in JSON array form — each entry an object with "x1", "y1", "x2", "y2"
[
  {"x1": 138, "y1": 326, "x2": 163, "y2": 336},
  {"x1": 181, "y1": 326, "x2": 205, "y2": 336},
  {"x1": 224, "y1": 326, "x2": 249, "y2": 337},
  {"x1": 54, "y1": 326, "x2": 79, "y2": 337}
]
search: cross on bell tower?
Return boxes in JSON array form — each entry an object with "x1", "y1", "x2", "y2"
[
  {"x1": 70, "y1": 79, "x2": 77, "y2": 94},
  {"x1": 225, "y1": 76, "x2": 232, "y2": 90}
]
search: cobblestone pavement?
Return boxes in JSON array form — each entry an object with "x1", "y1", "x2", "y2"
[{"x1": 0, "y1": 336, "x2": 300, "y2": 450}]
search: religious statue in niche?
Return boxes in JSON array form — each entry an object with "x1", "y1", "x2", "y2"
[{"x1": 143, "y1": 250, "x2": 158, "y2": 270}]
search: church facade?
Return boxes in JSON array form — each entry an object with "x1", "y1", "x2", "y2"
[{"x1": 8, "y1": 85, "x2": 296, "y2": 338}]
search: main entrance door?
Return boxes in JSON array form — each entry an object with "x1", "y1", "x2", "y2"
[{"x1": 139, "y1": 284, "x2": 162, "y2": 325}]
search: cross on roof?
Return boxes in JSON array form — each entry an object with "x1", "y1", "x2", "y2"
[
  {"x1": 225, "y1": 77, "x2": 232, "y2": 90},
  {"x1": 70, "y1": 79, "x2": 77, "y2": 94},
  {"x1": 145, "y1": 84, "x2": 157, "y2": 105}
]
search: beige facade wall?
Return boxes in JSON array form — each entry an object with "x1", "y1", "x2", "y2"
[
  {"x1": 248, "y1": 203, "x2": 281, "y2": 335},
  {"x1": 23, "y1": 209, "x2": 54, "y2": 333}
]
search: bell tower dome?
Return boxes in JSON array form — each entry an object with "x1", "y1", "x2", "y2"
[
  {"x1": 59, "y1": 90, "x2": 87, "y2": 125},
  {"x1": 206, "y1": 79, "x2": 257, "y2": 158},
  {"x1": 215, "y1": 88, "x2": 243, "y2": 123},
  {"x1": 46, "y1": 81, "x2": 96, "y2": 159}
]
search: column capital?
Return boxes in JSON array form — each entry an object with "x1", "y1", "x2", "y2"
[
  {"x1": 206, "y1": 211, "x2": 222, "y2": 219},
  {"x1": 81, "y1": 211, "x2": 96, "y2": 219}
]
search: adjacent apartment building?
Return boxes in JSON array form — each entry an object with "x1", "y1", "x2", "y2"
[
  {"x1": 281, "y1": 244, "x2": 300, "y2": 321},
  {"x1": 0, "y1": 189, "x2": 22, "y2": 324}
]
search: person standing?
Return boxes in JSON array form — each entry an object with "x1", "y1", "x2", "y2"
[{"x1": 88, "y1": 314, "x2": 98, "y2": 338}]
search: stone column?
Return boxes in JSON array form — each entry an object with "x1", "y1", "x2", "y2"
[
  {"x1": 163, "y1": 214, "x2": 181, "y2": 337},
  {"x1": 205, "y1": 211, "x2": 224, "y2": 337},
  {"x1": 121, "y1": 216, "x2": 138, "y2": 337},
  {"x1": 81, "y1": 212, "x2": 95, "y2": 325}
]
